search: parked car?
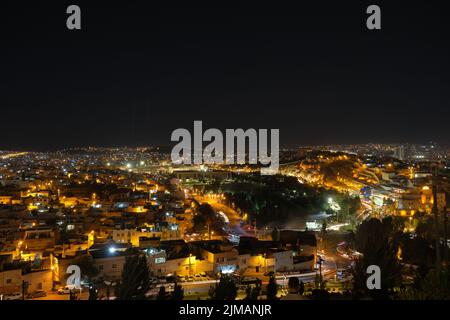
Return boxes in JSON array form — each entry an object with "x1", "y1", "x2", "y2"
[
  {"x1": 58, "y1": 286, "x2": 74, "y2": 295},
  {"x1": 27, "y1": 290, "x2": 47, "y2": 299},
  {"x1": 2, "y1": 293, "x2": 22, "y2": 300},
  {"x1": 157, "y1": 277, "x2": 167, "y2": 284},
  {"x1": 166, "y1": 284, "x2": 175, "y2": 292}
]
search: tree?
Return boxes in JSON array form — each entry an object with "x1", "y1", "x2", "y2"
[
  {"x1": 192, "y1": 203, "x2": 225, "y2": 237},
  {"x1": 401, "y1": 267, "x2": 450, "y2": 300},
  {"x1": 210, "y1": 275, "x2": 237, "y2": 300},
  {"x1": 244, "y1": 282, "x2": 261, "y2": 300},
  {"x1": 88, "y1": 286, "x2": 98, "y2": 300},
  {"x1": 117, "y1": 253, "x2": 151, "y2": 300},
  {"x1": 171, "y1": 282, "x2": 184, "y2": 300},
  {"x1": 266, "y1": 275, "x2": 278, "y2": 300},
  {"x1": 416, "y1": 216, "x2": 439, "y2": 242},
  {"x1": 299, "y1": 281, "x2": 305, "y2": 295},
  {"x1": 156, "y1": 286, "x2": 166, "y2": 300},
  {"x1": 271, "y1": 227, "x2": 280, "y2": 242},
  {"x1": 72, "y1": 254, "x2": 99, "y2": 283},
  {"x1": 352, "y1": 217, "x2": 402, "y2": 299},
  {"x1": 69, "y1": 289, "x2": 77, "y2": 300},
  {"x1": 288, "y1": 277, "x2": 299, "y2": 294}
]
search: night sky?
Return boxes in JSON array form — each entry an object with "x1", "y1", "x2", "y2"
[{"x1": 2, "y1": 1, "x2": 450, "y2": 151}]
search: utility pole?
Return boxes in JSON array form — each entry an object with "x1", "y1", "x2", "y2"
[
  {"x1": 319, "y1": 256, "x2": 323, "y2": 289},
  {"x1": 22, "y1": 280, "x2": 27, "y2": 300},
  {"x1": 315, "y1": 255, "x2": 324, "y2": 290}
]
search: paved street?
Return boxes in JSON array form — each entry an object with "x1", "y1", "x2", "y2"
[
  {"x1": 33, "y1": 291, "x2": 89, "y2": 301},
  {"x1": 194, "y1": 195, "x2": 255, "y2": 237}
]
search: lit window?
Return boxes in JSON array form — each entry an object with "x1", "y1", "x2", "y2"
[{"x1": 155, "y1": 257, "x2": 166, "y2": 264}]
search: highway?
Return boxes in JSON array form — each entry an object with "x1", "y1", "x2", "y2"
[{"x1": 0, "y1": 152, "x2": 28, "y2": 160}]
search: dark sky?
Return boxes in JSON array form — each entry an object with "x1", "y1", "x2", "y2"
[{"x1": 2, "y1": 1, "x2": 450, "y2": 151}]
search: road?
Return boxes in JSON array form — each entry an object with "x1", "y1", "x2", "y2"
[
  {"x1": 194, "y1": 195, "x2": 253, "y2": 237},
  {"x1": 32, "y1": 291, "x2": 89, "y2": 300},
  {"x1": 0, "y1": 152, "x2": 28, "y2": 160},
  {"x1": 156, "y1": 267, "x2": 336, "y2": 297},
  {"x1": 321, "y1": 231, "x2": 354, "y2": 271}
]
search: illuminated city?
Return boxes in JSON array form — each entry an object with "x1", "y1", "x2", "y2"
[
  {"x1": 0, "y1": 144, "x2": 449, "y2": 301},
  {"x1": 1, "y1": 1, "x2": 450, "y2": 311}
]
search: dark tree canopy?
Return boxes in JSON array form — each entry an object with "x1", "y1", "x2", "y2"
[
  {"x1": 192, "y1": 203, "x2": 225, "y2": 235},
  {"x1": 266, "y1": 275, "x2": 278, "y2": 300},
  {"x1": 210, "y1": 275, "x2": 237, "y2": 300},
  {"x1": 171, "y1": 283, "x2": 184, "y2": 300},
  {"x1": 117, "y1": 253, "x2": 151, "y2": 300},
  {"x1": 288, "y1": 277, "x2": 300, "y2": 293},
  {"x1": 156, "y1": 286, "x2": 166, "y2": 300},
  {"x1": 72, "y1": 255, "x2": 99, "y2": 281},
  {"x1": 352, "y1": 217, "x2": 402, "y2": 299}
]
